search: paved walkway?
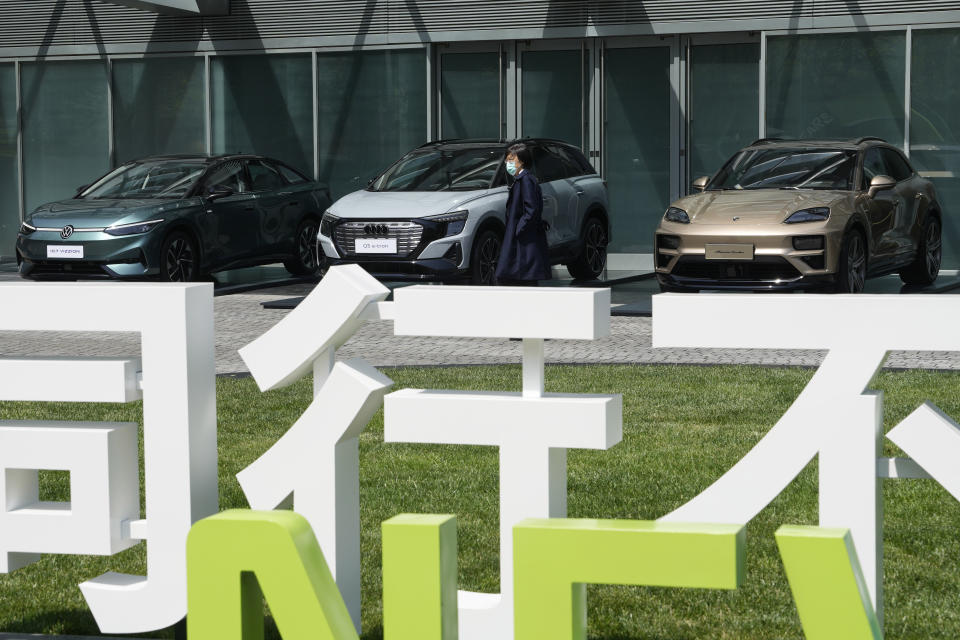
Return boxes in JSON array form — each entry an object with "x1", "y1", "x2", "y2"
[{"x1": 2, "y1": 280, "x2": 959, "y2": 373}]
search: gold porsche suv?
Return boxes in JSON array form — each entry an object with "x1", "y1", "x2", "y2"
[{"x1": 655, "y1": 138, "x2": 943, "y2": 292}]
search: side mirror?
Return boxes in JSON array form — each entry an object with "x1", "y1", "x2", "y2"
[
  {"x1": 206, "y1": 184, "x2": 234, "y2": 202},
  {"x1": 691, "y1": 176, "x2": 709, "y2": 192},
  {"x1": 867, "y1": 174, "x2": 896, "y2": 198}
]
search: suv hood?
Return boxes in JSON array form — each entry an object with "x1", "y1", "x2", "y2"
[
  {"x1": 329, "y1": 188, "x2": 504, "y2": 220},
  {"x1": 678, "y1": 189, "x2": 848, "y2": 225},
  {"x1": 27, "y1": 198, "x2": 187, "y2": 228}
]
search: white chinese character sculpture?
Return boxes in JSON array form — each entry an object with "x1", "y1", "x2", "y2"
[
  {"x1": 653, "y1": 292, "x2": 960, "y2": 625},
  {"x1": 237, "y1": 265, "x2": 394, "y2": 631},
  {"x1": 0, "y1": 282, "x2": 218, "y2": 634},
  {"x1": 385, "y1": 285, "x2": 623, "y2": 640}
]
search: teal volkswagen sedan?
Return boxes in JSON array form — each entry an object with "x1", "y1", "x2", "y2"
[{"x1": 16, "y1": 154, "x2": 330, "y2": 281}]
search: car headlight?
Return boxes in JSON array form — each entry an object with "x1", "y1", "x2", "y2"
[
  {"x1": 18, "y1": 221, "x2": 36, "y2": 235},
  {"x1": 784, "y1": 207, "x2": 830, "y2": 224},
  {"x1": 103, "y1": 219, "x2": 164, "y2": 236},
  {"x1": 320, "y1": 211, "x2": 339, "y2": 237},
  {"x1": 664, "y1": 207, "x2": 690, "y2": 224},
  {"x1": 427, "y1": 211, "x2": 469, "y2": 237}
]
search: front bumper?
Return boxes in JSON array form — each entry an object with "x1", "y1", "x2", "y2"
[
  {"x1": 16, "y1": 229, "x2": 163, "y2": 279},
  {"x1": 654, "y1": 221, "x2": 842, "y2": 291},
  {"x1": 319, "y1": 216, "x2": 468, "y2": 282}
]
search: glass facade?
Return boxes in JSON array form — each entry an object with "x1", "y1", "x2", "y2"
[
  {"x1": 440, "y1": 52, "x2": 500, "y2": 139},
  {"x1": 113, "y1": 57, "x2": 205, "y2": 164},
  {"x1": 317, "y1": 49, "x2": 427, "y2": 199},
  {"x1": 911, "y1": 28, "x2": 960, "y2": 269},
  {"x1": 0, "y1": 63, "x2": 16, "y2": 262},
  {"x1": 212, "y1": 54, "x2": 313, "y2": 176},
  {"x1": 766, "y1": 32, "x2": 906, "y2": 145},
  {"x1": 1, "y1": 28, "x2": 958, "y2": 268},
  {"x1": 21, "y1": 61, "x2": 110, "y2": 214},
  {"x1": 604, "y1": 46, "x2": 671, "y2": 253},
  {"x1": 689, "y1": 43, "x2": 759, "y2": 183},
  {"x1": 521, "y1": 49, "x2": 582, "y2": 146}
]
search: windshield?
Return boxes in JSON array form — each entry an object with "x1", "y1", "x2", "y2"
[
  {"x1": 371, "y1": 147, "x2": 505, "y2": 192},
  {"x1": 709, "y1": 148, "x2": 858, "y2": 191},
  {"x1": 81, "y1": 159, "x2": 208, "y2": 199}
]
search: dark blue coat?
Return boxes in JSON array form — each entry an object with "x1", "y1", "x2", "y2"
[{"x1": 495, "y1": 169, "x2": 551, "y2": 282}]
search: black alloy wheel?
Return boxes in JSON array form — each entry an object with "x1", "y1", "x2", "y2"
[
  {"x1": 835, "y1": 231, "x2": 866, "y2": 293},
  {"x1": 567, "y1": 216, "x2": 609, "y2": 280},
  {"x1": 900, "y1": 216, "x2": 942, "y2": 286},
  {"x1": 285, "y1": 218, "x2": 324, "y2": 276},
  {"x1": 160, "y1": 232, "x2": 198, "y2": 282},
  {"x1": 470, "y1": 229, "x2": 502, "y2": 285}
]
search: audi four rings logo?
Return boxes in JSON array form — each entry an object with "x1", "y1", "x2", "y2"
[
  {"x1": 60, "y1": 225, "x2": 75, "y2": 239},
  {"x1": 364, "y1": 224, "x2": 389, "y2": 236}
]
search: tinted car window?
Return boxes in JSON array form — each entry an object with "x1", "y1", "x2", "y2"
[
  {"x1": 555, "y1": 144, "x2": 595, "y2": 175},
  {"x1": 881, "y1": 148, "x2": 913, "y2": 182},
  {"x1": 531, "y1": 145, "x2": 568, "y2": 182},
  {"x1": 204, "y1": 160, "x2": 249, "y2": 194},
  {"x1": 861, "y1": 147, "x2": 888, "y2": 190},
  {"x1": 275, "y1": 162, "x2": 310, "y2": 184},
  {"x1": 547, "y1": 144, "x2": 583, "y2": 177},
  {"x1": 248, "y1": 160, "x2": 285, "y2": 192}
]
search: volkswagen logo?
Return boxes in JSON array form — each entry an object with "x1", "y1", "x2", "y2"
[
  {"x1": 60, "y1": 225, "x2": 75, "y2": 239},
  {"x1": 364, "y1": 223, "x2": 389, "y2": 236}
]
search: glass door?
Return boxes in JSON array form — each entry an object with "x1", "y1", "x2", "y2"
[
  {"x1": 687, "y1": 35, "x2": 761, "y2": 189},
  {"x1": 517, "y1": 40, "x2": 587, "y2": 148},
  {"x1": 437, "y1": 43, "x2": 504, "y2": 139},
  {"x1": 602, "y1": 38, "x2": 673, "y2": 256}
]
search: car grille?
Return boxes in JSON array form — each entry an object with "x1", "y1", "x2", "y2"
[
  {"x1": 672, "y1": 256, "x2": 802, "y2": 282},
  {"x1": 333, "y1": 221, "x2": 424, "y2": 258}
]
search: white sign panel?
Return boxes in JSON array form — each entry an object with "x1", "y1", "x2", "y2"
[{"x1": 47, "y1": 245, "x2": 83, "y2": 259}]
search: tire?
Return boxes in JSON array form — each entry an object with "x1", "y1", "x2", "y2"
[
  {"x1": 566, "y1": 216, "x2": 608, "y2": 280},
  {"x1": 469, "y1": 228, "x2": 502, "y2": 285},
  {"x1": 834, "y1": 230, "x2": 867, "y2": 293},
  {"x1": 899, "y1": 216, "x2": 941, "y2": 286},
  {"x1": 160, "y1": 231, "x2": 199, "y2": 282},
  {"x1": 284, "y1": 217, "x2": 324, "y2": 276}
]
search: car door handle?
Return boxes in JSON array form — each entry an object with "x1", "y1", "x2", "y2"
[
  {"x1": 575, "y1": 189, "x2": 585, "y2": 196},
  {"x1": 915, "y1": 193, "x2": 924, "y2": 200}
]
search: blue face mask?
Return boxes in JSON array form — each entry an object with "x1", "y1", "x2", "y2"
[{"x1": 505, "y1": 160, "x2": 517, "y2": 176}]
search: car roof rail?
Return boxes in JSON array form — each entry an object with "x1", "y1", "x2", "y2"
[
  {"x1": 749, "y1": 137, "x2": 784, "y2": 145},
  {"x1": 853, "y1": 136, "x2": 887, "y2": 145}
]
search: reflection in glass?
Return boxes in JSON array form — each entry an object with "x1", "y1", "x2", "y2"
[
  {"x1": 521, "y1": 49, "x2": 582, "y2": 145},
  {"x1": 22, "y1": 61, "x2": 110, "y2": 213},
  {"x1": 113, "y1": 57, "x2": 205, "y2": 164},
  {"x1": 689, "y1": 43, "x2": 759, "y2": 184},
  {"x1": 440, "y1": 52, "x2": 499, "y2": 139},
  {"x1": 911, "y1": 28, "x2": 960, "y2": 269},
  {"x1": 317, "y1": 49, "x2": 427, "y2": 199},
  {"x1": 710, "y1": 148, "x2": 857, "y2": 191},
  {"x1": 766, "y1": 32, "x2": 905, "y2": 145},
  {"x1": 212, "y1": 54, "x2": 313, "y2": 175},
  {"x1": 604, "y1": 46, "x2": 670, "y2": 253},
  {"x1": 0, "y1": 64, "x2": 17, "y2": 262},
  {"x1": 372, "y1": 146, "x2": 503, "y2": 192}
]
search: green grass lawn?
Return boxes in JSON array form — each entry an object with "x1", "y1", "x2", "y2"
[{"x1": 1, "y1": 364, "x2": 960, "y2": 639}]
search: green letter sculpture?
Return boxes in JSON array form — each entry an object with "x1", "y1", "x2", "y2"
[
  {"x1": 775, "y1": 525, "x2": 882, "y2": 640},
  {"x1": 186, "y1": 509, "x2": 358, "y2": 640},
  {"x1": 382, "y1": 514, "x2": 459, "y2": 640},
  {"x1": 513, "y1": 518, "x2": 745, "y2": 640}
]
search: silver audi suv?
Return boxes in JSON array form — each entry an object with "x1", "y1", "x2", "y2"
[{"x1": 318, "y1": 139, "x2": 610, "y2": 283}]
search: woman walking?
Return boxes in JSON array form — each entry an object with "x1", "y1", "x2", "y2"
[{"x1": 495, "y1": 143, "x2": 551, "y2": 286}]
